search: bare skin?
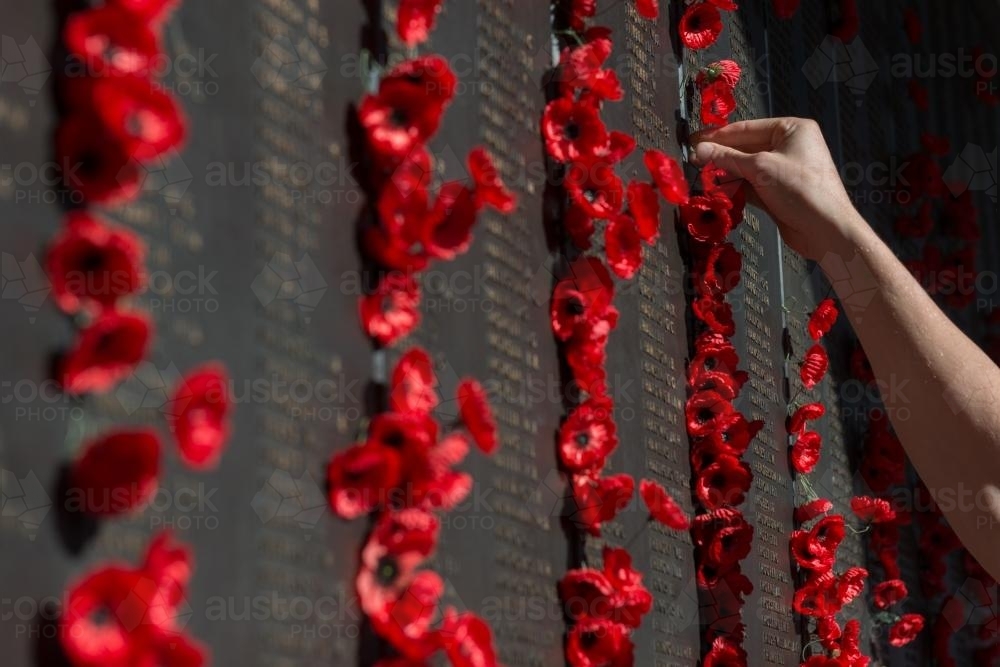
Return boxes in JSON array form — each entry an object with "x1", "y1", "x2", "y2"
[{"x1": 692, "y1": 117, "x2": 1000, "y2": 582}]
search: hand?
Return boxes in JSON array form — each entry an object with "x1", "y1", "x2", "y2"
[{"x1": 691, "y1": 117, "x2": 863, "y2": 261}]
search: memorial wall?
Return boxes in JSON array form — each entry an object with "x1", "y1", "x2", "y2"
[{"x1": 0, "y1": 1, "x2": 997, "y2": 666}]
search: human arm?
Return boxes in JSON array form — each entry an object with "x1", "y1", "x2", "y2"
[{"x1": 692, "y1": 117, "x2": 1000, "y2": 581}]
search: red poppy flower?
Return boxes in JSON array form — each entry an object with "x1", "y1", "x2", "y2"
[
  {"x1": 64, "y1": 6, "x2": 162, "y2": 77},
  {"x1": 625, "y1": 181, "x2": 660, "y2": 244},
  {"x1": 140, "y1": 531, "x2": 194, "y2": 632},
  {"x1": 558, "y1": 36, "x2": 623, "y2": 102},
  {"x1": 366, "y1": 185, "x2": 432, "y2": 273},
  {"x1": 360, "y1": 274, "x2": 421, "y2": 347},
  {"x1": 703, "y1": 637, "x2": 746, "y2": 667},
  {"x1": 550, "y1": 257, "x2": 615, "y2": 340},
  {"x1": 566, "y1": 162, "x2": 624, "y2": 219},
  {"x1": 164, "y1": 364, "x2": 232, "y2": 470},
  {"x1": 771, "y1": 0, "x2": 800, "y2": 19},
  {"x1": 565, "y1": 202, "x2": 597, "y2": 249},
  {"x1": 689, "y1": 369, "x2": 741, "y2": 401},
  {"x1": 605, "y1": 215, "x2": 643, "y2": 279},
  {"x1": 888, "y1": 613, "x2": 924, "y2": 647},
  {"x1": 456, "y1": 378, "x2": 498, "y2": 454},
  {"x1": 327, "y1": 443, "x2": 402, "y2": 519},
  {"x1": 699, "y1": 242, "x2": 742, "y2": 294},
  {"x1": 695, "y1": 454, "x2": 751, "y2": 509},
  {"x1": 60, "y1": 311, "x2": 151, "y2": 394},
  {"x1": 697, "y1": 60, "x2": 742, "y2": 90},
  {"x1": 790, "y1": 431, "x2": 821, "y2": 474},
  {"x1": 643, "y1": 150, "x2": 689, "y2": 205},
  {"x1": 61, "y1": 565, "x2": 144, "y2": 666},
  {"x1": 793, "y1": 571, "x2": 840, "y2": 617},
  {"x1": 89, "y1": 75, "x2": 187, "y2": 161},
  {"x1": 570, "y1": 473, "x2": 634, "y2": 536},
  {"x1": 686, "y1": 390, "x2": 734, "y2": 438},
  {"x1": 681, "y1": 192, "x2": 733, "y2": 244},
  {"x1": 790, "y1": 522, "x2": 840, "y2": 574},
  {"x1": 107, "y1": 0, "x2": 178, "y2": 23},
  {"x1": 440, "y1": 609, "x2": 498, "y2": 667},
  {"x1": 71, "y1": 429, "x2": 161, "y2": 516},
  {"x1": 679, "y1": 3, "x2": 723, "y2": 50},
  {"x1": 692, "y1": 507, "x2": 753, "y2": 567},
  {"x1": 560, "y1": 567, "x2": 616, "y2": 623},
  {"x1": 594, "y1": 132, "x2": 637, "y2": 165},
  {"x1": 359, "y1": 56, "x2": 455, "y2": 159},
  {"x1": 692, "y1": 292, "x2": 735, "y2": 336},
  {"x1": 542, "y1": 98, "x2": 608, "y2": 163},
  {"x1": 634, "y1": 0, "x2": 658, "y2": 19},
  {"x1": 788, "y1": 402, "x2": 825, "y2": 435},
  {"x1": 368, "y1": 411, "x2": 439, "y2": 465},
  {"x1": 795, "y1": 498, "x2": 833, "y2": 523},
  {"x1": 800, "y1": 344, "x2": 829, "y2": 390},
  {"x1": 46, "y1": 211, "x2": 147, "y2": 314},
  {"x1": 639, "y1": 479, "x2": 690, "y2": 529},
  {"x1": 565, "y1": 0, "x2": 597, "y2": 31},
  {"x1": 397, "y1": 0, "x2": 443, "y2": 46},
  {"x1": 850, "y1": 496, "x2": 895, "y2": 524},
  {"x1": 701, "y1": 80, "x2": 738, "y2": 127},
  {"x1": 390, "y1": 347, "x2": 439, "y2": 414},
  {"x1": 467, "y1": 147, "x2": 516, "y2": 213},
  {"x1": 566, "y1": 618, "x2": 634, "y2": 667},
  {"x1": 699, "y1": 413, "x2": 762, "y2": 457},
  {"x1": 872, "y1": 579, "x2": 907, "y2": 611},
  {"x1": 566, "y1": 331, "x2": 611, "y2": 398},
  {"x1": 55, "y1": 113, "x2": 142, "y2": 205},
  {"x1": 689, "y1": 334, "x2": 744, "y2": 381},
  {"x1": 410, "y1": 438, "x2": 473, "y2": 512},
  {"x1": 602, "y1": 547, "x2": 653, "y2": 628},
  {"x1": 371, "y1": 570, "x2": 444, "y2": 659},
  {"x1": 422, "y1": 182, "x2": 479, "y2": 261},
  {"x1": 808, "y1": 298, "x2": 838, "y2": 340},
  {"x1": 357, "y1": 508, "x2": 439, "y2": 614},
  {"x1": 559, "y1": 399, "x2": 618, "y2": 473}
]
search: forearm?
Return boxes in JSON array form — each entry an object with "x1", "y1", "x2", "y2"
[{"x1": 820, "y1": 213, "x2": 1000, "y2": 580}]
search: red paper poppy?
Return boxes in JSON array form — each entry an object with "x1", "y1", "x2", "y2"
[
  {"x1": 371, "y1": 570, "x2": 444, "y2": 659},
  {"x1": 60, "y1": 311, "x2": 151, "y2": 394},
  {"x1": 357, "y1": 508, "x2": 439, "y2": 615},
  {"x1": 703, "y1": 637, "x2": 746, "y2": 667},
  {"x1": 689, "y1": 369, "x2": 740, "y2": 401},
  {"x1": 542, "y1": 97, "x2": 608, "y2": 163},
  {"x1": 634, "y1": 0, "x2": 658, "y2": 19},
  {"x1": 559, "y1": 399, "x2": 618, "y2": 473},
  {"x1": 793, "y1": 572, "x2": 840, "y2": 617},
  {"x1": 790, "y1": 528, "x2": 837, "y2": 574},
  {"x1": 605, "y1": 214, "x2": 644, "y2": 279},
  {"x1": 682, "y1": 192, "x2": 733, "y2": 244},
  {"x1": 679, "y1": 3, "x2": 724, "y2": 50},
  {"x1": 686, "y1": 390, "x2": 734, "y2": 438},
  {"x1": 807, "y1": 515, "x2": 847, "y2": 554},
  {"x1": 359, "y1": 56, "x2": 455, "y2": 159},
  {"x1": 706, "y1": 414, "x2": 762, "y2": 457},
  {"x1": 140, "y1": 531, "x2": 194, "y2": 632},
  {"x1": 626, "y1": 181, "x2": 661, "y2": 243},
  {"x1": 601, "y1": 547, "x2": 653, "y2": 628},
  {"x1": 107, "y1": 0, "x2": 178, "y2": 23},
  {"x1": 850, "y1": 496, "x2": 895, "y2": 524},
  {"x1": 698, "y1": 60, "x2": 742, "y2": 89},
  {"x1": 594, "y1": 131, "x2": 637, "y2": 165},
  {"x1": 790, "y1": 431, "x2": 822, "y2": 474},
  {"x1": 639, "y1": 479, "x2": 690, "y2": 529},
  {"x1": 565, "y1": 202, "x2": 597, "y2": 249},
  {"x1": 367, "y1": 183, "x2": 432, "y2": 273},
  {"x1": 467, "y1": 147, "x2": 517, "y2": 213},
  {"x1": 566, "y1": 618, "x2": 634, "y2": 667},
  {"x1": 327, "y1": 443, "x2": 402, "y2": 519},
  {"x1": 551, "y1": 258, "x2": 616, "y2": 341},
  {"x1": 788, "y1": 402, "x2": 825, "y2": 435},
  {"x1": 872, "y1": 579, "x2": 908, "y2": 611},
  {"x1": 61, "y1": 565, "x2": 145, "y2": 666},
  {"x1": 360, "y1": 273, "x2": 421, "y2": 347},
  {"x1": 692, "y1": 292, "x2": 735, "y2": 336},
  {"x1": 89, "y1": 75, "x2": 187, "y2": 161},
  {"x1": 695, "y1": 454, "x2": 752, "y2": 509},
  {"x1": 771, "y1": 0, "x2": 800, "y2": 19},
  {"x1": 390, "y1": 347, "x2": 439, "y2": 414},
  {"x1": 397, "y1": 0, "x2": 443, "y2": 46},
  {"x1": 808, "y1": 298, "x2": 839, "y2": 340},
  {"x1": 701, "y1": 80, "x2": 738, "y2": 127},
  {"x1": 64, "y1": 6, "x2": 162, "y2": 77},
  {"x1": 456, "y1": 378, "x2": 498, "y2": 454},
  {"x1": 440, "y1": 609, "x2": 498, "y2": 667},
  {"x1": 565, "y1": 0, "x2": 597, "y2": 31},
  {"x1": 164, "y1": 364, "x2": 232, "y2": 470},
  {"x1": 795, "y1": 498, "x2": 833, "y2": 523},
  {"x1": 889, "y1": 614, "x2": 924, "y2": 648},
  {"x1": 570, "y1": 473, "x2": 634, "y2": 536},
  {"x1": 643, "y1": 150, "x2": 689, "y2": 205},
  {"x1": 56, "y1": 113, "x2": 142, "y2": 205},
  {"x1": 422, "y1": 182, "x2": 479, "y2": 261},
  {"x1": 46, "y1": 211, "x2": 147, "y2": 314},
  {"x1": 559, "y1": 36, "x2": 623, "y2": 102},
  {"x1": 699, "y1": 242, "x2": 742, "y2": 294},
  {"x1": 692, "y1": 507, "x2": 753, "y2": 567},
  {"x1": 566, "y1": 162, "x2": 624, "y2": 219},
  {"x1": 800, "y1": 344, "x2": 829, "y2": 390},
  {"x1": 70, "y1": 429, "x2": 161, "y2": 516},
  {"x1": 566, "y1": 332, "x2": 611, "y2": 398}
]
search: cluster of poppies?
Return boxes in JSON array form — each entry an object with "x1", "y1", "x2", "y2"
[
  {"x1": 59, "y1": 532, "x2": 206, "y2": 667},
  {"x1": 787, "y1": 300, "x2": 835, "y2": 475},
  {"x1": 57, "y1": 0, "x2": 187, "y2": 204},
  {"x1": 339, "y1": 3, "x2": 513, "y2": 663},
  {"x1": 356, "y1": 51, "x2": 514, "y2": 347}
]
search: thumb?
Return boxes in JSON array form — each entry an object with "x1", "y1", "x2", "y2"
[{"x1": 692, "y1": 142, "x2": 759, "y2": 180}]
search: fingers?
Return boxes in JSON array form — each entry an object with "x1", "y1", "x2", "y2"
[
  {"x1": 691, "y1": 117, "x2": 797, "y2": 152},
  {"x1": 691, "y1": 142, "x2": 759, "y2": 180}
]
